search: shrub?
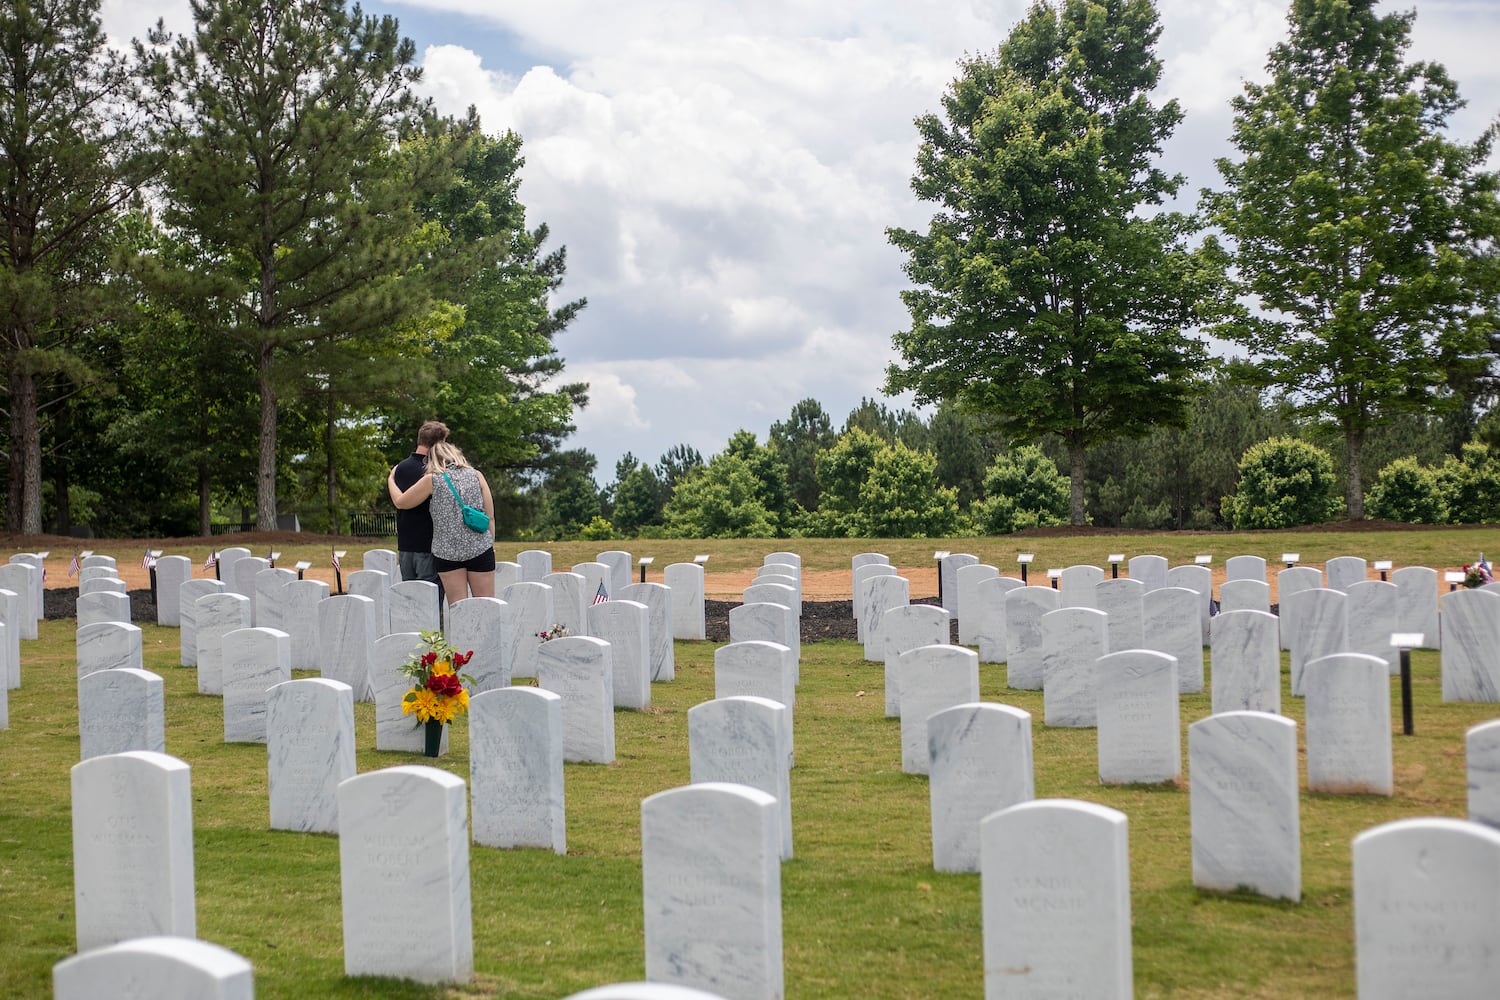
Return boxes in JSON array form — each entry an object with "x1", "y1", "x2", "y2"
[
  {"x1": 972, "y1": 445, "x2": 1070, "y2": 534},
  {"x1": 853, "y1": 444, "x2": 959, "y2": 538},
  {"x1": 1225, "y1": 437, "x2": 1340, "y2": 529},
  {"x1": 1365, "y1": 457, "x2": 1447, "y2": 524},
  {"x1": 1435, "y1": 443, "x2": 1500, "y2": 524}
]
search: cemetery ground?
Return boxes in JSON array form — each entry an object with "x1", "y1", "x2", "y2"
[{"x1": 3, "y1": 527, "x2": 1499, "y2": 998}]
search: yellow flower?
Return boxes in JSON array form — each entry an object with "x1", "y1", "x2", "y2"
[
  {"x1": 401, "y1": 689, "x2": 420, "y2": 716},
  {"x1": 432, "y1": 657, "x2": 455, "y2": 677},
  {"x1": 409, "y1": 687, "x2": 440, "y2": 722}
]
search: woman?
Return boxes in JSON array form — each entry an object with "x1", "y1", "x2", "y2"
[{"x1": 387, "y1": 439, "x2": 496, "y2": 600}]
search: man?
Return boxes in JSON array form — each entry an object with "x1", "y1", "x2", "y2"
[{"x1": 391, "y1": 420, "x2": 447, "y2": 587}]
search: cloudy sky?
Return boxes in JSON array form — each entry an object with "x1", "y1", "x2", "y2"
[{"x1": 101, "y1": 1, "x2": 1499, "y2": 487}]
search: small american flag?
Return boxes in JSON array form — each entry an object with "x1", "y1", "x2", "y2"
[
  {"x1": 204, "y1": 550, "x2": 218, "y2": 570},
  {"x1": 331, "y1": 549, "x2": 341, "y2": 572},
  {"x1": 142, "y1": 550, "x2": 157, "y2": 570},
  {"x1": 68, "y1": 551, "x2": 79, "y2": 577},
  {"x1": 592, "y1": 581, "x2": 609, "y2": 605}
]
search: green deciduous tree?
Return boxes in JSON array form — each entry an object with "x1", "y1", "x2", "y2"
[
  {"x1": 886, "y1": 0, "x2": 1214, "y2": 525},
  {"x1": 1206, "y1": 0, "x2": 1500, "y2": 519},
  {"x1": 1, "y1": 0, "x2": 151, "y2": 532},
  {"x1": 138, "y1": 0, "x2": 454, "y2": 530}
]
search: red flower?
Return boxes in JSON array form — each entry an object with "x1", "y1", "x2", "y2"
[
  {"x1": 427, "y1": 672, "x2": 463, "y2": 697},
  {"x1": 454, "y1": 650, "x2": 473, "y2": 667},
  {"x1": 421, "y1": 651, "x2": 437, "y2": 667}
]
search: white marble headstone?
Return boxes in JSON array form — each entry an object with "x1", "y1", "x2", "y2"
[
  {"x1": 589, "y1": 598, "x2": 651, "y2": 709},
  {"x1": 1353, "y1": 817, "x2": 1500, "y2": 998},
  {"x1": 317, "y1": 593, "x2": 375, "y2": 701},
  {"x1": 974, "y1": 576, "x2": 1023, "y2": 664},
  {"x1": 689, "y1": 696, "x2": 793, "y2": 859},
  {"x1": 851, "y1": 563, "x2": 897, "y2": 622},
  {"x1": 1390, "y1": 566, "x2": 1439, "y2": 650},
  {"x1": 729, "y1": 602, "x2": 799, "y2": 668},
  {"x1": 619, "y1": 582, "x2": 675, "y2": 683},
  {"x1": 1041, "y1": 606, "x2": 1107, "y2": 727},
  {"x1": 1218, "y1": 578, "x2": 1271, "y2": 614},
  {"x1": 1165, "y1": 563, "x2": 1212, "y2": 643},
  {"x1": 1469, "y1": 720, "x2": 1500, "y2": 831},
  {"x1": 897, "y1": 644, "x2": 980, "y2": 775},
  {"x1": 1224, "y1": 554, "x2": 1267, "y2": 583},
  {"x1": 1004, "y1": 586, "x2": 1059, "y2": 690},
  {"x1": 76, "y1": 621, "x2": 143, "y2": 680},
  {"x1": 858, "y1": 574, "x2": 910, "y2": 658},
  {"x1": 537, "y1": 635, "x2": 615, "y2": 764},
  {"x1": 346, "y1": 569, "x2": 390, "y2": 637},
  {"x1": 665, "y1": 562, "x2": 707, "y2": 640},
  {"x1": 1209, "y1": 609, "x2": 1281, "y2": 715},
  {"x1": 1126, "y1": 554, "x2": 1168, "y2": 593},
  {"x1": 247, "y1": 567, "x2": 292, "y2": 633},
  {"x1": 267, "y1": 678, "x2": 355, "y2": 834},
  {"x1": 1286, "y1": 588, "x2": 1348, "y2": 697},
  {"x1": 1345, "y1": 579, "x2": 1400, "y2": 674},
  {"x1": 880, "y1": 603, "x2": 951, "y2": 717},
  {"x1": 370, "y1": 631, "x2": 430, "y2": 753},
  {"x1": 955, "y1": 563, "x2": 999, "y2": 645},
  {"x1": 221, "y1": 627, "x2": 290, "y2": 744},
  {"x1": 0, "y1": 561, "x2": 38, "y2": 639},
  {"x1": 178, "y1": 578, "x2": 226, "y2": 667},
  {"x1": 71, "y1": 751, "x2": 195, "y2": 951},
  {"x1": 447, "y1": 596, "x2": 508, "y2": 695},
  {"x1": 543, "y1": 570, "x2": 588, "y2": 638},
  {"x1": 1325, "y1": 555, "x2": 1368, "y2": 591},
  {"x1": 470, "y1": 686, "x2": 566, "y2": 853},
  {"x1": 1141, "y1": 586, "x2": 1204, "y2": 694},
  {"x1": 1058, "y1": 564, "x2": 1104, "y2": 609},
  {"x1": 1275, "y1": 565, "x2": 1323, "y2": 650},
  {"x1": 389, "y1": 580, "x2": 441, "y2": 635},
  {"x1": 153, "y1": 555, "x2": 193, "y2": 627},
  {"x1": 53, "y1": 936, "x2": 253, "y2": 1000},
  {"x1": 1440, "y1": 588, "x2": 1500, "y2": 702},
  {"x1": 338, "y1": 765, "x2": 473, "y2": 984},
  {"x1": 928, "y1": 702, "x2": 1033, "y2": 873},
  {"x1": 1304, "y1": 652, "x2": 1392, "y2": 795},
  {"x1": 1094, "y1": 577, "x2": 1145, "y2": 654},
  {"x1": 77, "y1": 591, "x2": 131, "y2": 629},
  {"x1": 596, "y1": 550, "x2": 633, "y2": 594},
  {"x1": 501, "y1": 581, "x2": 555, "y2": 681},
  {"x1": 1095, "y1": 649, "x2": 1180, "y2": 784},
  {"x1": 1189, "y1": 711, "x2": 1300, "y2": 900},
  {"x1": 981, "y1": 799, "x2": 1132, "y2": 1000},
  {"x1": 641, "y1": 783, "x2": 783, "y2": 1000},
  {"x1": 195, "y1": 593, "x2": 251, "y2": 696},
  {"x1": 937, "y1": 553, "x2": 978, "y2": 621},
  {"x1": 518, "y1": 548, "x2": 554, "y2": 582},
  {"x1": 78, "y1": 668, "x2": 164, "y2": 760}
]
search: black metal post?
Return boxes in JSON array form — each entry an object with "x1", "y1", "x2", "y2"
[
  {"x1": 148, "y1": 566, "x2": 158, "y2": 606},
  {"x1": 1399, "y1": 648, "x2": 1414, "y2": 736},
  {"x1": 639, "y1": 564, "x2": 647, "y2": 583},
  {"x1": 1020, "y1": 564, "x2": 1028, "y2": 585},
  {"x1": 1111, "y1": 563, "x2": 1119, "y2": 579}
]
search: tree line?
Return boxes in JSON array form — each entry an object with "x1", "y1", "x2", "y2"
[
  {"x1": 526, "y1": 382, "x2": 1500, "y2": 541},
  {"x1": 3, "y1": 0, "x2": 1496, "y2": 540}
]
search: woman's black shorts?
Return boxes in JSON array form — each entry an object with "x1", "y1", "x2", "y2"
[{"x1": 433, "y1": 549, "x2": 497, "y2": 574}]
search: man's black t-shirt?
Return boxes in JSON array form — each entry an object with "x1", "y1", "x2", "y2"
[{"x1": 392, "y1": 452, "x2": 434, "y2": 552}]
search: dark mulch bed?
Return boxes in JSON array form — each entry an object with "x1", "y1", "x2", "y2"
[{"x1": 52, "y1": 590, "x2": 946, "y2": 645}]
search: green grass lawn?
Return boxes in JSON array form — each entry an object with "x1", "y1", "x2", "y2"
[{"x1": 3, "y1": 529, "x2": 1499, "y2": 998}]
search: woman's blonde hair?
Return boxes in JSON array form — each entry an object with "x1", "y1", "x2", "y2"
[{"x1": 425, "y1": 440, "x2": 471, "y2": 474}]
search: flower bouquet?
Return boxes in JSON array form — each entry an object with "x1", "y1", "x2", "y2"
[
  {"x1": 536, "y1": 623, "x2": 569, "y2": 643},
  {"x1": 1463, "y1": 555, "x2": 1493, "y2": 589},
  {"x1": 399, "y1": 630, "x2": 476, "y2": 756}
]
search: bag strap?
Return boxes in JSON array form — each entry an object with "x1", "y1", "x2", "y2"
[{"x1": 440, "y1": 471, "x2": 465, "y2": 505}]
